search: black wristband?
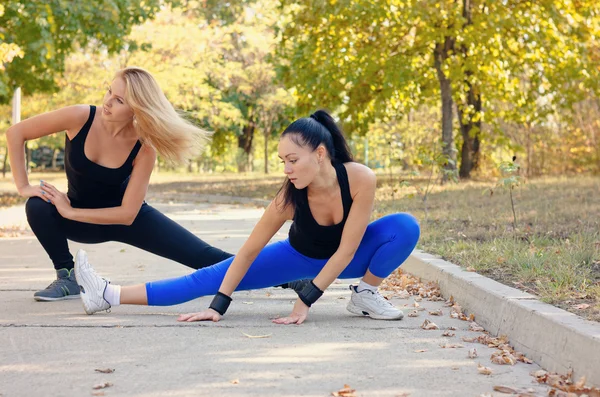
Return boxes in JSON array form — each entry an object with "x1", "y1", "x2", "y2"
[
  {"x1": 297, "y1": 280, "x2": 324, "y2": 307},
  {"x1": 209, "y1": 292, "x2": 232, "y2": 315}
]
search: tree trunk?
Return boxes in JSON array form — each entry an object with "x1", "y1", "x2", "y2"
[
  {"x1": 457, "y1": 0, "x2": 481, "y2": 179},
  {"x1": 456, "y1": 88, "x2": 482, "y2": 179},
  {"x1": 2, "y1": 146, "x2": 8, "y2": 177},
  {"x1": 238, "y1": 120, "x2": 255, "y2": 173},
  {"x1": 51, "y1": 148, "x2": 59, "y2": 169},
  {"x1": 434, "y1": 37, "x2": 456, "y2": 182},
  {"x1": 264, "y1": 128, "x2": 270, "y2": 174}
]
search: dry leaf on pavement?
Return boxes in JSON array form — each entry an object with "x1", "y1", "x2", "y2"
[
  {"x1": 492, "y1": 386, "x2": 517, "y2": 394},
  {"x1": 407, "y1": 310, "x2": 419, "y2": 317},
  {"x1": 477, "y1": 363, "x2": 493, "y2": 375},
  {"x1": 92, "y1": 382, "x2": 113, "y2": 390},
  {"x1": 469, "y1": 322, "x2": 485, "y2": 332},
  {"x1": 242, "y1": 332, "x2": 272, "y2": 339},
  {"x1": 429, "y1": 309, "x2": 443, "y2": 316},
  {"x1": 442, "y1": 330, "x2": 455, "y2": 337},
  {"x1": 421, "y1": 319, "x2": 439, "y2": 330},
  {"x1": 491, "y1": 350, "x2": 517, "y2": 365},
  {"x1": 231, "y1": 379, "x2": 240, "y2": 384},
  {"x1": 468, "y1": 348, "x2": 478, "y2": 358},
  {"x1": 414, "y1": 349, "x2": 427, "y2": 353},
  {"x1": 331, "y1": 384, "x2": 356, "y2": 397},
  {"x1": 94, "y1": 369, "x2": 114, "y2": 374}
]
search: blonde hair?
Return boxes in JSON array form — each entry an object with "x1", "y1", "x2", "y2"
[{"x1": 114, "y1": 67, "x2": 210, "y2": 164}]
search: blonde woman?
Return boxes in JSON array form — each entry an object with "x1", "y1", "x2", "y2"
[{"x1": 6, "y1": 67, "x2": 232, "y2": 302}]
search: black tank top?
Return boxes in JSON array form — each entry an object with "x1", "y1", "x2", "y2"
[
  {"x1": 64, "y1": 105, "x2": 142, "y2": 209},
  {"x1": 288, "y1": 162, "x2": 353, "y2": 259}
]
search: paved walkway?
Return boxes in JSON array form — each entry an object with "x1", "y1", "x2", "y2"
[{"x1": 0, "y1": 202, "x2": 551, "y2": 396}]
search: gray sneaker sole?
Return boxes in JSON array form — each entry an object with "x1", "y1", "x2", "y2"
[
  {"x1": 33, "y1": 294, "x2": 80, "y2": 302},
  {"x1": 346, "y1": 302, "x2": 404, "y2": 320}
]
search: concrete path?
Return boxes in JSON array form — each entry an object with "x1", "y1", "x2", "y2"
[{"x1": 0, "y1": 202, "x2": 552, "y2": 397}]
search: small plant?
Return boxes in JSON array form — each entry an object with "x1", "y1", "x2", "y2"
[
  {"x1": 400, "y1": 150, "x2": 458, "y2": 221},
  {"x1": 489, "y1": 156, "x2": 522, "y2": 232}
]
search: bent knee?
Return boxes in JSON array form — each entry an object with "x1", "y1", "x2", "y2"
[
  {"x1": 384, "y1": 213, "x2": 421, "y2": 246},
  {"x1": 25, "y1": 197, "x2": 55, "y2": 220}
]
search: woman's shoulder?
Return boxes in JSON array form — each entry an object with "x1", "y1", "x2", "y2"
[{"x1": 343, "y1": 162, "x2": 376, "y2": 183}]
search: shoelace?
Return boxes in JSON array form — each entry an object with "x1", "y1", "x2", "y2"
[
  {"x1": 371, "y1": 290, "x2": 395, "y2": 308},
  {"x1": 45, "y1": 278, "x2": 72, "y2": 289}
]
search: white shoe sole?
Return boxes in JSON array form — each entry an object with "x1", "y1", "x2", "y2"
[
  {"x1": 33, "y1": 294, "x2": 80, "y2": 302},
  {"x1": 346, "y1": 302, "x2": 404, "y2": 320}
]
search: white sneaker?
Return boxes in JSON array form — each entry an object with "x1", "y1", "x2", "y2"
[
  {"x1": 74, "y1": 249, "x2": 111, "y2": 315},
  {"x1": 346, "y1": 285, "x2": 404, "y2": 320}
]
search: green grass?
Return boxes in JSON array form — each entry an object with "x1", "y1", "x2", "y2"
[{"x1": 373, "y1": 175, "x2": 600, "y2": 321}]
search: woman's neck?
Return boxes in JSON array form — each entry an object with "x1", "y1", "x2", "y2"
[
  {"x1": 99, "y1": 114, "x2": 135, "y2": 139},
  {"x1": 308, "y1": 161, "x2": 338, "y2": 194}
]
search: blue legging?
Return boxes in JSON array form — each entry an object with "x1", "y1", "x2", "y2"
[{"x1": 146, "y1": 213, "x2": 420, "y2": 306}]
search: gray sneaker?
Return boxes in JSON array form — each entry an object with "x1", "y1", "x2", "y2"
[{"x1": 33, "y1": 268, "x2": 80, "y2": 301}]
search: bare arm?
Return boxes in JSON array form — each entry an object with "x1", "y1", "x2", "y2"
[
  {"x1": 42, "y1": 145, "x2": 156, "y2": 225},
  {"x1": 178, "y1": 194, "x2": 293, "y2": 322},
  {"x1": 6, "y1": 105, "x2": 89, "y2": 196},
  {"x1": 218, "y1": 196, "x2": 292, "y2": 296}
]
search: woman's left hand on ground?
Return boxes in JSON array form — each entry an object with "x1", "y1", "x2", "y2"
[
  {"x1": 177, "y1": 309, "x2": 222, "y2": 322},
  {"x1": 272, "y1": 299, "x2": 310, "y2": 325},
  {"x1": 40, "y1": 181, "x2": 73, "y2": 218}
]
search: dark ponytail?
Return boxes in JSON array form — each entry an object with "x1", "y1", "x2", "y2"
[{"x1": 277, "y1": 109, "x2": 354, "y2": 211}]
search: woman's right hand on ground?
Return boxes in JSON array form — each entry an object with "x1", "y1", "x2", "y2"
[
  {"x1": 18, "y1": 183, "x2": 50, "y2": 202},
  {"x1": 177, "y1": 309, "x2": 222, "y2": 323}
]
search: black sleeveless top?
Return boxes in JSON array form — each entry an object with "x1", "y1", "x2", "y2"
[
  {"x1": 288, "y1": 162, "x2": 353, "y2": 259},
  {"x1": 64, "y1": 105, "x2": 142, "y2": 209}
]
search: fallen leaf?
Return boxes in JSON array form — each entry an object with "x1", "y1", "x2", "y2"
[
  {"x1": 414, "y1": 349, "x2": 427, "y2": 353},
  {"x1": 469, "y1": 322, "x2": 485, "y2": 332},
  {"x1": 491, "y1": 350, "x2": 517, "y2": 365},
  {"x1": 242, "y1": 332, "x2": 272, "y2": 339},
  {"x1": 493, "y1": 386, "x2": 517, "y2": 394},
  {"x1": 442, "y1": 330, "x2": 455, "y2": 337},
  {"x1": 574, "y1": 303, "x2": 590, "y2": 310},
  {"x1": 468, "y1": 313, "x2": 476, "y2": 322},
  {"x1": 466, "y1": 266, "x2": 476, "y2": 272},
  {"x1": 94, "y1": 369, "x2": 115, "y2": 374},
  {"x1": 231, "y1": 379, "x2": 239, "y2": 384},
  {"x1": 331, "y1": 384, "x2": 356, "y2": 397},
  {"x1": 91, "y1": 392, "x2": 105, "y2": 397},
  {"x1": 421, "y1": 319, "x2": 439, "y2": 330},
  {"x1": 414, "y1": 296, "x2": 423, "y2": 302},
  {"x1": 407, "y1": 310, "x2": 419, "y2": 317},
  {"x1": 413, "y1": 301, "x2": 420, "y2": 308},
  {"x1": 429, "y1": 309, "x2": 443, "y2": 316},
  {"x1": 398, "y1": 290, "x2": 411, "y2": 299},
  {"x1": 242, "y1": 301, "x2": 254, "y2": 305},
  {"x1": 447, "y1": 326, "x2": 457, "y2": 330},
  {"x1": 477, "y1": 363, "x2": 493, "y2": 375},
  {"x1": 92, "y1": 382, "x2": 113, "y2": 390},
  {"x1": 468, "y1": 348, "x2": 478, "y2": 358}
]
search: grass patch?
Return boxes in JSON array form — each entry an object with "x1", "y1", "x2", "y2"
[{"x1": 374, "y1": 175, "x2": 600, "y2": 321}]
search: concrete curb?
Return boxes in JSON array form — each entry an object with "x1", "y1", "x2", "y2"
[{"x1": 403, "y1": 250, "x2": 600, "y2": 387}]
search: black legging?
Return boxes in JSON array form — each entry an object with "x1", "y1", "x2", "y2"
[{"x1": 25, "y1": 197, "x2": 233, "y2": 270}]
